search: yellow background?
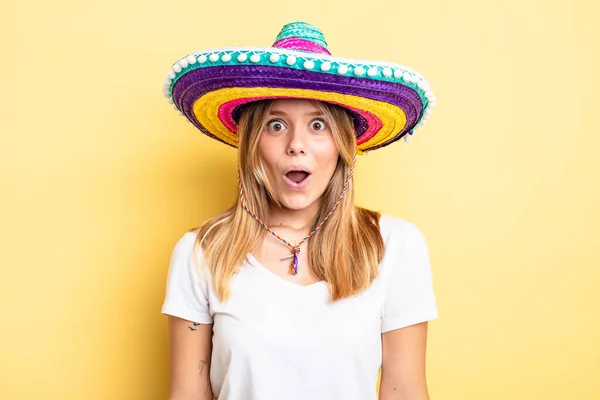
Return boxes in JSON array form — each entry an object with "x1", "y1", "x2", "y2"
[{"x1": 1, "y1": 0, "x2": 598, "y2": 399}]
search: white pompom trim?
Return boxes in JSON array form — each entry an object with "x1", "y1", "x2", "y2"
[
  {"x1": 337, "y1": 65, "x2": 349, "y2": 74},
  {"x1": 354, "y1": 66, "x2": 365, "y2": 76}
]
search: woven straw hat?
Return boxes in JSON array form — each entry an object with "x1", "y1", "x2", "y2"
[{"x1": 162, "y1": 21, "x2": 435, "y2": 154}]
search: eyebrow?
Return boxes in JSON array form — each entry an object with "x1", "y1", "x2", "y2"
[{"x1": 268, "y1": 110, "x2": 324, "y2": 117}]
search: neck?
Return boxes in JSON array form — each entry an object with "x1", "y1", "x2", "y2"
[{"x1": 267, "y1": 200, "x2": 321, "y2": 232}]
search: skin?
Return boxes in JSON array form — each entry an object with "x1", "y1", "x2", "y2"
[
  {"x1": 256, "y1": 99, "x2": 431, "y2": 398},
  {"x1": 259, "y1": 98, "x2": 339, "y2": 219},
  {"x1": 167, "y1": 99, "x2": 430, "y2": 399},
  {"x1": 380, "y1": 322, "x2": 431, "y2": 400},
  {"x1": 166, "y1": 317, "x2": 213, "y2": 400},
  {"x1": 253, "y1": 99, "x2": 340, "y2": 286}
]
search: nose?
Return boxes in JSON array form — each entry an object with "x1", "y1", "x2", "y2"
[{"x1": 286, "y1": 125, "x2": 306, "y2": 156}]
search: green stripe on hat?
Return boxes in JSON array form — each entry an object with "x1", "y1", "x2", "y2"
[{"x1": 274, "y1": 21, "x2": 329, "y2": 49}]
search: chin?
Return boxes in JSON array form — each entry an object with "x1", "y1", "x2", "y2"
[{"x1": 278, "y1": 194, "x2": 318, "y2": 211}]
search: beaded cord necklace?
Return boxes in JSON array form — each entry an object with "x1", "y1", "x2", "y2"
[{"x1": 237, "y1": 153, "x2": 357, "y2": 275}]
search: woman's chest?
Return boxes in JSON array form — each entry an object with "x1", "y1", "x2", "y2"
[{"x1": 207, "y1": 265, "x2": 385, "y2": 358}]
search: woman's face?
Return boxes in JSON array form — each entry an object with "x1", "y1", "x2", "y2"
[{"x1": 258, "y1": 99, "x2": 339, "y2": 212}]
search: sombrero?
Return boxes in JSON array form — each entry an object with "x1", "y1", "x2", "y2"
[{"x1": 162, "y1": 21, "x2": 435, "y2": 153}]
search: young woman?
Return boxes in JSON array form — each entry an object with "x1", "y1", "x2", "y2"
[{"x1": 161, "y1": 21, "x2": 438, "y2": 400}]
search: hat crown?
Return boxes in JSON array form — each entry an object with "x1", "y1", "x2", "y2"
[{"x1": 272, "y1": 21, "x2": 331, "y2": 55}]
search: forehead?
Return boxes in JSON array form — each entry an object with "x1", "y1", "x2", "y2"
[{"x1": 269, "y1": 98, "x2": 322, "y2": 114}]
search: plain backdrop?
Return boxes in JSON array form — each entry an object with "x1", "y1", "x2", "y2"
[{"x1": 1, "y1": 0, "x2": 599, "y2": 399}]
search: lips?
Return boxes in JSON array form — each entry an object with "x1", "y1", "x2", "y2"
[
  {"x1": 283, "y1": 166, "x2": 311, "y2": 190},
  {"x1": 286, "y1": 170, "x2": 309, "y2": 183}
]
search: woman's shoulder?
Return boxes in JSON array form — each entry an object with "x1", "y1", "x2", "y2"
[
  {"x1": 174, "y1": 228, "x2": 201, "y2": 249},
  {"x1": 171, "y1": 228, "x2": 205, "y2": 265},
  {"x1": 170, "y1": 228, "x2": 215, "y2": 280},
  {"x1": 376, "y1": 214, "x2": 432, "y2": 290},
  {"x1": 378, "y1": 214, "x2": 424, "y2": 242},
  {"x1": 377, "y1": 214, "x2": 429, "y2": 259}
]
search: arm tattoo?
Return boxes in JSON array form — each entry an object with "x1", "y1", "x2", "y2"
[
  {"x1": 187, "y1": 321, "x2": 211, "y2": 394},
  {"x1": 188, "y1": 321, "x2": 202, "y2": 331},
  {"x1": 199, "y1": 356, "x2": 210, "y2": 394}
]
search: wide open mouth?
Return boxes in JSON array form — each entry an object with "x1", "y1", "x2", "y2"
[{"x1": 285, "y1": 170, "x2": 310, "y2": 184}]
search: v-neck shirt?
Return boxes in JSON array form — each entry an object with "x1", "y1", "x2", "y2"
[{"x1": 161, "y1": 213, "x2": 439, "y2": 400}]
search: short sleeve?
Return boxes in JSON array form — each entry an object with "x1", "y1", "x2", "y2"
[
  {"x1": 381, "y1": 221, "x2": 439, "y2": 333},
  {"x1": 161, "y1": 232, "x2": 213, "y2": 324}
]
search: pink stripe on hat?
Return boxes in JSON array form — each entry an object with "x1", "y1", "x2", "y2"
[
  {"x1": 217, "y1": 96, "x2": 382, "y2": 143},
  {"x1": 273, "y1": 37, "x2": 331, "y2": 55}
]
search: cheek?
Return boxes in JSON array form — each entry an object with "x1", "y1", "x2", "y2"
[
  {"x1": 258, "y1": 135, "x2": 274, "y2": 165},
  {"x1": 313, "y1": 138, "x2": 340, "y2": 172}
]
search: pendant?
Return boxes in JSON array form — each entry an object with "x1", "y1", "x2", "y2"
[{"x1": 280, "y1": 247, "x2": 300, "y2": 275}]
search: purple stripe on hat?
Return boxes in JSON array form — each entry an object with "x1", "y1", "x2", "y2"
[
  {"x1": 273, "y1": 37, "x2": 332, "y2": 55},
  {"x1": 172, "y1": 66, "x2": 423, "y2": 149}
]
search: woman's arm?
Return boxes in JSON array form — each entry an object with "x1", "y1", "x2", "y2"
[
  {"x1": 167, "y1": 315, "x2": 214, "y2": 400},
  {"x1": 380, "y1": 321, "x2": 430, "y2": 400}
]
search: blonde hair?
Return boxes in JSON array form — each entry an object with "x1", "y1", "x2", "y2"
[{"x1": 192, "y1": 99, "x2": 385, "y2": 301}]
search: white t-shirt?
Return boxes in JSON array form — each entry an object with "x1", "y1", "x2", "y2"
[{"x1": 161, "y1": 213, "x2": 438, "y2": 400}]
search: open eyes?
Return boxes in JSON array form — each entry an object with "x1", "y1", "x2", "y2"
[
  {"x1": 309, "y1": 119, "x2": 326, "y2": 131},
  {"x1": 267, "y1": 120, "x2": 286, "y2": 132},
  {"x1": 266, "y1": 118, "x2": 328, "y2": 132}
]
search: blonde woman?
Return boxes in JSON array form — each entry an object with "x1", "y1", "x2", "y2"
[{"x1": 161, "y1": 21, "x2": 438, "y2": 400}]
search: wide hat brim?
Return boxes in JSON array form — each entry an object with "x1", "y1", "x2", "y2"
[{"x1": 163, "y1": 27, "x2": 435, "y2": 154}]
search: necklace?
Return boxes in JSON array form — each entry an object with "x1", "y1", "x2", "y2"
[{"x1": 237, "y1": 154, "x2": 357, "y2": 275}]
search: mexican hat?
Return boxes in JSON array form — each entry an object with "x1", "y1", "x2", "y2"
[{"x1": 162, "y1": 21, "x2": 435, "y2": 154}]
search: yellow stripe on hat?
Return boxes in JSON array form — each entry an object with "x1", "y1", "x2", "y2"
[{"x1": 192, "y1": 87, "x2": 407, "y2": 153}]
